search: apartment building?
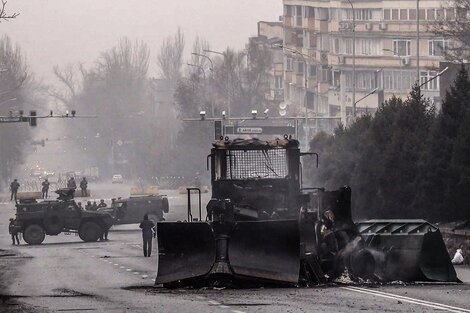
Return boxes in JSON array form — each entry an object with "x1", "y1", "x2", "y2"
[{"x1": 282, "y1": 0, "x2": 451, "y2": 130}]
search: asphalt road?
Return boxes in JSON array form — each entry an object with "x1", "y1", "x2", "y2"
[{"x1": 0, "y1": 183, "x2": 469, "y2": 312}]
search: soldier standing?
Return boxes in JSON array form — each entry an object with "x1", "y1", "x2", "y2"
[
  {"x1": 67, "y1": 177, "x2": 77, "y2": 189},
  {"x1": 10, "y1": 179, "x2": 20, "y2": 201},
  {"x1": 80, "y1": 177, "x2": 88, "y2": 197},
  {"x1": 97, "y1": 199, "x2": 107, "y2": 208},
  {"x1": 42, "y1": 178, "x2": 50, "y2": 199},
  {"x1": 139, "y1": 214, "x2": 156, "y2": 257},
  {"x1": 85, "y1": 201, "x2": 92, "y2": 210},
  {"x1": 91, "y1": 201, "x2": 98, "y2": 211},
  {"x1": 8, "y1": 218, "x2": 20, "y2": 245}
]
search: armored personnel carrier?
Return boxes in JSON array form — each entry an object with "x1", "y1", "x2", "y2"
[{"x1": 15, "y1": 188, "x2": 113, "y2": 245}]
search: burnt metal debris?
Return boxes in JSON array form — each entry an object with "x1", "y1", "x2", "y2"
[{"x1": 156, "y1": 138, "x2": 458, "y2": 287}]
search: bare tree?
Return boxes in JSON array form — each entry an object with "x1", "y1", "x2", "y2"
[
  {"x1": 50, "y1": 64, "x2": 85, "y2": 106},
  {"x1": 157, "y1": 28, "x2": 185, "y2": 82},
  {"x1": 0, "y1": 1, "x2": 19, "y2": 22},
  {"x1": 434, "y1": 0, "x2": 470, "y2": 60}
]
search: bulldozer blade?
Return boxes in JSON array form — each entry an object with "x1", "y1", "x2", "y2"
[
  {"x1": 156, "y1": 222, "x2": 216, "y2": 284},
  {"x1": 357, "y1": 220, "x2": 459, "y2": 282},
  {"x1": 228, "y1": 220, "x2": 300, "y2": 284}
]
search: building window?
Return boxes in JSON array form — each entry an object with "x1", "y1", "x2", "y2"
[
  {"x1": 420, "y1": 71, "x2": 439, "y2": 90},
  {"x1": 429, "y1": 39, "x2": 448, "y2": 56},
  {"x1": 286, "y1": 57, "x2": 293, "y2": 71},
  {"x1": 307, "y1": 7, "x2": 315, "y2": 18},
  {"x1": 296, "y1": 61, "x2": 304, "y2": 74},
  {"x1": 309, "y1": 33, "x2": 317, "y2": 48},
  {"x1": 295, "y1": 5, "x2": 303, "y2": 27},
  {"x1": 427, "y1": 9, "x2": 436, "y2": 20},
  {"x1": 393, "y1": 39, "x2": 411, "y2": 56},
  {"x1": 309, "y1": 64, "x2": 317, "y2": 78},
  {"x1": 344, "y1": 38, "x2": 353, "y2": 54},
  {"x1": 383, "y1": 9, "x2": 390, "y2": 20},
  {"x1": 400, "y1": 9, "x2": 408, "y2": 20},
  {"x1": 274, "y1": 76, "x2": 283, "y2": 89},
  {"x1": 344, "y1": 8, "x2": 372, "y2": 21},
  {"x1": 334, "y1": 38, "x2": 340, "y2": 54},
  {"x1": 418, "y1": 9, "x2": 426, "y2": 20},
  {"x1": 284, "y1": 5, "x2": 292, "y2": 16},
  {"x1": 392, "y1": 9, "x2": 399, "y2": 20},
  {"x1": 446, "y1": 8, "x2": 455, "y2": 20},
  {"x1": 360, "y1": 39, "x2": 373, "y2": 55},
  {"x1": 436, "y1": 9, "x2": 445, "y2": 20},
  {"x1": 383, "y1": 70, "x2": 416, "y2": 91},
  {"x1": 409, "y1": 9, "x2": 417, "y2": 20}
]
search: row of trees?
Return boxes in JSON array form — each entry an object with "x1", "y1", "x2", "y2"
[
  {"x1": 50, "y1": 29, "x2": 275, "y2": 180},
  {"x1": 0, "y1": 35, "x2": 46, "y2": 190},
  {"x1": 307, "y1": 67, "x2": 470, "y2": 222}
]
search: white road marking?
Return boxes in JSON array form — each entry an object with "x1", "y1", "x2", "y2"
[
  {"x1": 141, "y1": 275, "x2": 148, "y2": 278},
  {"x1": 342, "y1": 286, "x2": 470, "y2": 313},
  {"x1": 120, "y1": 266, "x2": 125, "y2": 269},
  {"x1": 219, "y1": 305, "x2": 230, "y2": 309},
  {"x1": 208, "y1": 300, "x2": 221, "y2": 305},
  {"x1": 126, "y1": 269, "x2": 132, "y2": 272},
  {"x1": 231, "y1": 310, "x2": 246, "y2": 313},
  {"x1": 133, "y1": 272, "x2": 139, "y2": 275},
  {"x1": 114, "y1": 264, "x2": 119, "y2": 266}
]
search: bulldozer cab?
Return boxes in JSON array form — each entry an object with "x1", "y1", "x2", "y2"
[{"x1": 208, "y1": 138, "x2": 302, "y2": 221}]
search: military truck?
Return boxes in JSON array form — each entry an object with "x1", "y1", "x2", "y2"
[
  {"x1": 15, "y1": 189, "x2": 113, "y2": 245},
  {"x1": 98, "y1": 195, "x2": 169, "y2": 225}
]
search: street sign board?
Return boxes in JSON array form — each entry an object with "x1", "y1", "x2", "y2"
[
  {"x1": 224, "y1": 125, "x2": 296, "y2": 136},
  {"x1": 0, "y1": 116, "x2": 21, "y2": 123}
]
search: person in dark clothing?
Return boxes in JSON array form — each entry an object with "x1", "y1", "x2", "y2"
[
  {"x1": 139, "y1": 214, "x2": 156, "y2": 257},
  {"x1": 80, "y1": 177, "x2": 88, "y2": 197},
  {"x1": 10, "y1": 179, "x2": 20, "y2": 201},
  {"x1": 42, "y1": 178, "x2": 50, "y2": 199},
  {"x1": 91, "y1": 201, "x2": 98, "y2": 211},
  {"x1": 97, "y1": 199, "x2": 107, "y2": 208},
  {"x1": 100, "y1": 227, "x2": 109, "y2": 241},
  {"x1": 9, "y1": 218, "x2": 20, "y2": 245},
  {"x1": 67, "y1": 177, "x2": 77, "y2": 189},
  {"x1": 85, "y1": 201, "x2": 92, "y2": 211}
]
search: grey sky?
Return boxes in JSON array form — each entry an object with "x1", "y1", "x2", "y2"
[{"x1": 1, "y1": 0, "x2": 282, "y2": 80}]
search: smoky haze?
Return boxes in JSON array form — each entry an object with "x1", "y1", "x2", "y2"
[
  {"x1": 0, "y1": 0, "x2": 282, "y2": 186},
  {"x1": 0, "y1": 0, "x2": 282, "y2": 79}
]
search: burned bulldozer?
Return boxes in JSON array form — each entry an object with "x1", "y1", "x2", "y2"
[{"x1": 156, "y1": 138, "x2": 458, "y2": 286}]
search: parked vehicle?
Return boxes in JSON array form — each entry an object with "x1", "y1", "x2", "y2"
[
  {"x1": 112, "y1": 174, "x2": 123, "y2": 184},
  {"x1": 98, "y1": 195, "x2": 169, "y2": 225},
  {"x1": 15, "y1": 189, "x2": 113, "y2": 245}
]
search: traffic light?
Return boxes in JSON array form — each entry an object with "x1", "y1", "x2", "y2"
[{"x1": 29, "y1": 110, "x2": 37, "y2": 127}]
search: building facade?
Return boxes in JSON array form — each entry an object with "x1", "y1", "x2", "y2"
[{"x1": 282, "y1": 0, "x2": 451, "y2": 131}]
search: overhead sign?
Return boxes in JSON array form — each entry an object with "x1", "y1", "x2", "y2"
[
  {"x1": 224, "y1": 125, "x2": 296, "y2": 136},
  {"x1": 0, "y1": 116, "x2": 21, "y2": 122}
]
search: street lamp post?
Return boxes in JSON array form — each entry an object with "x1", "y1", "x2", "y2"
[
  {"x1": 346, "y1": 0, "x2": 356, "y2": 118},
  {"x1": 204, "y1": 49, "x2": 231, "y2": 118},
  {"x1": 191, "y1": 52, "x2": 214, "y2": 74},
  {"x1": 186, "y1": 63, "x2": 206, "y2": 80}
]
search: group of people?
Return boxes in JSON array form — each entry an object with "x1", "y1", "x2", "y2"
[
  {"x1": 9, "y1": 176, "x2": 89, "y2": 201},
  {"x1": 66, "y1": 176, "x2": 88, "y2": 197}
]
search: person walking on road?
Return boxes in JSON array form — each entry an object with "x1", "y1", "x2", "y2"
[
  {"x1": 80, "y1": 177, "x2": 88, "y2": 197},
  {"x1": 42, "y1": 178, "x2": 50, "y2": 199},
  {"x1": 67, "y1": 177, "x2": 77, "y2": 189},
  {"x1": 139, "y1": 214, "x2": 156, "y2": 257},
  {"x1": 9, "y1": 218, "x2": 20, "y2": 245},
  {"x1": 10, "y1": 179, "x2": 20, "y2": 201}
]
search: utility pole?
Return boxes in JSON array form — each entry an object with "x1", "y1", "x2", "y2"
[
  {"x1": 347, "y1": 0, "x2": 356, "y2": 118},
  {"x1": 416, "y1": 0, "x2": 420, "y2": 86}
]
